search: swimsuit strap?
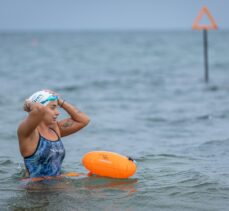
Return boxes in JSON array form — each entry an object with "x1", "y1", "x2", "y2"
[{"x1": 49, "y1": 127, "x2": 61, "y2": 140}]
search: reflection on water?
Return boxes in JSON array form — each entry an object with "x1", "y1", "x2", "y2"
[{"x1": 8, "y1": 176, "x2": 138, "y2": 210}]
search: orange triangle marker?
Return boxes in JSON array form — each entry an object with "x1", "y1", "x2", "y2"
[{"x1": 192, "y1": 6, "x2": 218, "y2": 30}]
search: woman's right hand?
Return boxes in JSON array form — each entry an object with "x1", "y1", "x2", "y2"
[
  {"x1": 23, "y1": 100, "x2": 44, "y2": 112},
  {"x1": 23, "y1": 99, "x2": 32, "y2": 112}
]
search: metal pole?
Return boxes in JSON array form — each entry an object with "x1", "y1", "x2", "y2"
[{"x1": 203, "y1": 29, "x2": 209, "y2": 82}]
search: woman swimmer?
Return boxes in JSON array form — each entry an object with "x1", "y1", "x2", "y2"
[{"x1": 17, "y1": 90, "x2": 90, "y2": 178}]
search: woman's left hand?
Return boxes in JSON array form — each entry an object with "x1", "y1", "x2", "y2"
[{"x1": 43, "y1": 89, "x2": 64, "y2": 107}]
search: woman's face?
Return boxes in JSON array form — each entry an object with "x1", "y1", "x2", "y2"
[{"x1": 43, "y1": 101, "x2": 60, "y2": 125}]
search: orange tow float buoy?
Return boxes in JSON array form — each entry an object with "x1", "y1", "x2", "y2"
[{"x1": 82, "y1": 151, "x2": 137, "y2": 179}]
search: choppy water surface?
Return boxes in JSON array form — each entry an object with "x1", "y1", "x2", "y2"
[{"x1": 0, "y1": 30, "x2": 229, "y2": 210}]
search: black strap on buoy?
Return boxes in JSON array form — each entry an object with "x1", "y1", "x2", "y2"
[{"x1": 128, "y1": 156, "x2": 134, "y2": 162}]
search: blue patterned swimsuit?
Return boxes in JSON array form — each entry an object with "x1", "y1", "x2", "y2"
[{"x1": 24, "y1": 129, "x2": 65, "y2": 178}]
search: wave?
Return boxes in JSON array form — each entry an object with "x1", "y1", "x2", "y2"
[
  {"x1": 197, "y1": 139, "x2": 229, "y2": 159},
  {"x1": 136, "y1": 153, "x2": 197, "y2": 163},
  {"x1": 0, "y1": 159, "x2": 14, "y2": 166},
  {"x1": 145, "y1": 112, "x2": 229, "y2": 127},
  {"x1": 56, "y1": 85, "x2": 81, "y2": 92},
  {"x1": 199, "y1": 138, "x2": 229, "y2": 149}
]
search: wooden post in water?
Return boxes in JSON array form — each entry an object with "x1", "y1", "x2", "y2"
[
  {"x1": 203, "y1": 29, "x2": 208, "y2": 82},
  {"x1": 192, "y1": 6, "x2": 218, "y2": 83}
]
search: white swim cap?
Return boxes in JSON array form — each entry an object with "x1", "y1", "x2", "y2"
[{"x1": 28, "y1": 90, "x2": 58, "y2": 106}]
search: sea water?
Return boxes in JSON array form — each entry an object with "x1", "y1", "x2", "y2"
[{"x1": 0, "y1": 30, "x2": 229, "y2": 210}]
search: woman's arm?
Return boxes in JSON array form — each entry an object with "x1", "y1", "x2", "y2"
[
  {"x1": 57, "y1": 99, "x2": 90, "y2": 137},
  {"x1": 17, "y1": 101, "x2": 45, "y2": 138}
]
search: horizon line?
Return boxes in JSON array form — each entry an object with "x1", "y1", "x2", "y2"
[{"x1": 0, "y1": 27, "x2": 227, "y2": 33}]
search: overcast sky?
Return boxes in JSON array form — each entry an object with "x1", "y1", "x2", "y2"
[{"x1": 0, "y1": 0, "x2": 228, "y2": 31}]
